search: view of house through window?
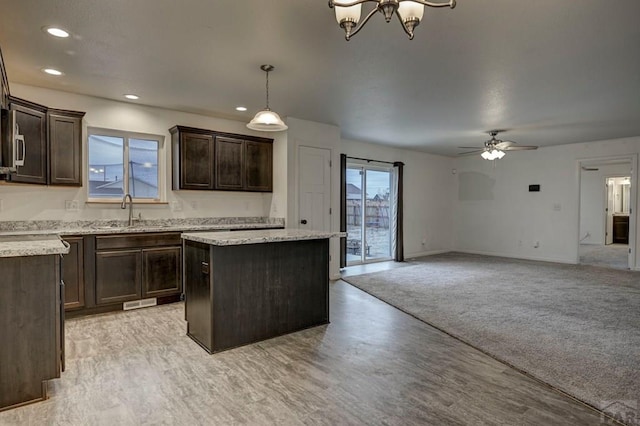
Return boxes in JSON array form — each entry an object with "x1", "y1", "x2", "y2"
[{"x1": 88, "y1": 130, "x2": 161, "y2": 200}]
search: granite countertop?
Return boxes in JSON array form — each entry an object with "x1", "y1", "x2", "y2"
[
  {"x1": 0, "y1": 217, "x2": 285, "y2": 237},
  {"x1": 0, "y1": 218, "x2": 285, "y2": 256},
  {"x1": 0, "y1": 235, "x2": 70, "y2": 258},
  {"x1": 182, "y1": 229, "x2": 346, "y2": 246}
]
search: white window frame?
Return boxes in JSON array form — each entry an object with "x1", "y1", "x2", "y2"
[{"x1": 86, "y1": 127, "x2": 166, "y2": 203}]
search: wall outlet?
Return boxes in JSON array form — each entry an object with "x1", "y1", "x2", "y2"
[
  {"x1": 65, "y1": 200, "x2": 79, "y2": 212},
  {"x1": 553, "y1": 203, "x2": 562, "y2": 211},
  {"x1": 0, "y1": 199, "x2": 3, "y2": 211},
  {"x1": 171, "y1": 201, "x2": 183, "y2": 212},
  {"x1": 190, "y1": 200, "x2": 198, "y2": 209}
]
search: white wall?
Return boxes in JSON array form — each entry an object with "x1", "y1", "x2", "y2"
[
  {"x1": 341, "y1": 139, "x2": 454, "y2": 259},
  {"x1": 1, "y1": 84, "x2": 288, "y2": 222},
  {"x1": 453, "y1": 136, "x2": 640, "y2": 268},
  {"x1": 579, "y1": 163, "x2": 631, "y2": 244}
]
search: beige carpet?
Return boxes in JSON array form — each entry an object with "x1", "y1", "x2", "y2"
[{"x1": 341, "y1": 252, "x2": 640, "y2": 419}]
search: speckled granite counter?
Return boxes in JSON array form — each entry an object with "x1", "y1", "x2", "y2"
[
  {"x1": 0, "y1": 235, "x2": 69, "y2": 257},
  {"x1": 0, "y1": 217, "x2": 285, "y2": 236},
  {"x1": 182, "y1": 229, "x2": 344, "y2": 246}
]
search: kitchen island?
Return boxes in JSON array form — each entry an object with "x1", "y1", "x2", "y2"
[
  {"x1": 0, "y1": 235, "x2": 68, "y2": 411},
  {"x1": 182, "y1": 229, "x2": 342, "y2": 353}
]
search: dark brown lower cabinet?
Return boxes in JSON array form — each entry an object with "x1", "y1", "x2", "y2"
[
  {"x1": 96, "y1": 249, "x2": 143, "y2": 305},
  {"x1": 613, "y1": 215, "x2": 629, "y2": 244},
  {"x1": 94, "y1": 233, "x2": 182, "y2": 307},
  {"x1": 142, "y1": 246, "x2": 182, "y2": 298},
  {"x1": 62, "y1": 237, "x2": 85, "y2": 310},
  {"x1": 0, "y1": 254, "x2": 61, "y2": 410}
]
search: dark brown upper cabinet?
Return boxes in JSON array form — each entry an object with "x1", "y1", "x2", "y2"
[
  {"x1": 245, "y1": 140, "x2": 272, "y2": 192},
  {"x1": 4, "y1": 97, "x2": 84, "y2": 186},
  {"x1": 170, "y1": 127, "x2": 215, "y2": 190},
  {"x1": 48, "y1": 109, "x2": 85, "y2": 186},
  {"x1": 215, "y1": 136, "x2": 244, "y2": 190},
  {"x1": 0, "y1": 48, "x2": 8, "y2": 109},
  {"x1": 170, "y1": 125, "x2": 273, "y2": 192},
  {"x1": 9, "y1": 97, "x2": 47, "y2": 184}
]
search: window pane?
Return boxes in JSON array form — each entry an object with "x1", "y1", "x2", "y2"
[
  {"x1": 128, "y1": 138, "x2": 159, "y2": 199},
  {"x1": 365, "y1": 169, "x2": 391, "y2": 260},
  {"x1": 88, "y1": 135, "x2": 124, "y2": 198}
]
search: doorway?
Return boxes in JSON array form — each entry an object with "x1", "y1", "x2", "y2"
[
  {"x1": 346, "y1": 164, "x2": 394, "y2": 265},
  {"x1": 578, "y1": 157, "x2": 635, "y2": 270},
  {"x1": 605, "y1": 176, "x2": 631, "y2": 245}
]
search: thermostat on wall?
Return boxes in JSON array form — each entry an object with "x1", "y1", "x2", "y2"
[{"x1": 529, "y1": 184, "x2": 541, "y2": 192}]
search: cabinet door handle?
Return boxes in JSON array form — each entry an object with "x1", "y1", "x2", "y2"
[
  {"x1": 300, "y1": 219, "x2": 308, "y2": 225},
  {"x1": 201, "y1": 262, "x2": 209, "y2": 275}
]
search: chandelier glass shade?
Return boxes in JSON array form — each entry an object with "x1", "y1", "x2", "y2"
[
  {"x1": 329, "y1": 0, "x2": 456, "y2": 40},
  {"x1": 247, "y1": 64, "x2": 288, "y2": 132}
]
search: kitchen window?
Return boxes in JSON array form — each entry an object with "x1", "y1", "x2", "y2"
[{"x1": 87, "y1": 128, "x2": 165, "y2": 202}]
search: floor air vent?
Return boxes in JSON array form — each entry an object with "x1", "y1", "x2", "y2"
[{"x1": 123, "y1": 298, "x2": 157, "y2": 311}]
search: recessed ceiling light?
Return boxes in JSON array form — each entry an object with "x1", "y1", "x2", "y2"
[
  {"x1": 44, "y1": 27, "x2": 70, "y2": 38},
  {"x1": 124, "y1": 94, "x2": 139, "y2": 100},
  {"x1": 42, "y1": 68, "x2": 64, "y2": 76},
  {"x1": 235, "y1": 106, "x2": 247, "y2": 112}
]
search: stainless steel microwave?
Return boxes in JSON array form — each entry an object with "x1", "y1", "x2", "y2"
[{"x1": 1, "y1": 109, "x2": 25, "y2": 168}]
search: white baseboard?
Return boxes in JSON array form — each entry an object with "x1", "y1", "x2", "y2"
[
  {"x1": 405, "y1": 249, "x2": 451, "y2": 260},
  {"x1": 454, "y1": 249, "x2": 578, "y2": 265}
]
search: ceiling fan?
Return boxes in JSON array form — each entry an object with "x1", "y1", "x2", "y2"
[{"x1": 459, "y1": 131, "x2": 538, "y2": 160}]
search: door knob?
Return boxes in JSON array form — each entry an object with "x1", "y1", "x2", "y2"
[{"x1": 300, "y1": 219, "x2": 308, "y2": 225}]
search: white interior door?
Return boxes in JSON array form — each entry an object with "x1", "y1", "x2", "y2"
[
  {"x1": 298, "y1": 146, "x2": 331, "y2": 231},
  {"x1": 606, "y1": 179, "x2": 614, "y2": 245}
]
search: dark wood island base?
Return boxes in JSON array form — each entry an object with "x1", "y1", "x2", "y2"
[{"x1": 182, "y1": 230, "x2": 339, "y2": 354}]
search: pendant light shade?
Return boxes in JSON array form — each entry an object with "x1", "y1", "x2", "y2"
[
  {"x1": 247, "y1": 64, "x2": 288, "y2": 132},
  {"x1": 247, "y1": 109, "x2": 287, "y2": 131}
]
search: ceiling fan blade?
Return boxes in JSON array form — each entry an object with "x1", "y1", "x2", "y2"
[
  {"x1": 458, "y1": 146, "x2": 483, "y2": 149},
  {"x1": 494, "y1": 141, "x2": 516, "y2": 149},
  {"x1": 457, "y1": 149, "x2": 484, "y2": 156},
  {"x1": 502, "y1": 145, "x2": 538, "y2": 151}
]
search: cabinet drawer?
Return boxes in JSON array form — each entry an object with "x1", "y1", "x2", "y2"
[{"x1": 96, "y1": 232, "x2": 182, "y2": 250}]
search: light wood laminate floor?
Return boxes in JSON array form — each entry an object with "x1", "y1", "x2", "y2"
[{"x1": 0, "y1": 280, "x2": 604, "y2": 425}]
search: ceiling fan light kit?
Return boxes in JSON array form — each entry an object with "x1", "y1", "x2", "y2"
[
  {"x1": 481, "y1": 149, "x2": 505, "y2": 161},
  {"x1": 329, "y1": 0, "x2": 456, "y2": 40},
  {"x1": 247, "y1": 64, "x2": 288, "y2": 132},
  {"x1": 459, "y1": 130, "x2": 538, "y2": 161}
]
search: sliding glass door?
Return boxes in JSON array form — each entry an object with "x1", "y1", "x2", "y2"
[{"x1": 346, "y1": 164, "x2": 393, "y2": 265}]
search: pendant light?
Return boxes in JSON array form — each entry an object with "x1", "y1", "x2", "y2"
[{"x1": 247, "y1": 65, "x2": 288, "y2": 132}]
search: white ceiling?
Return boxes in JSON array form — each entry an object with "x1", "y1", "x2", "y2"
[{"x1": 0, "y1": 0, "x2": 639, "y2": 156}]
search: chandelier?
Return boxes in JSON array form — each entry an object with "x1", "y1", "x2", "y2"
[{"x1": 328, "y1": 0, "x2": 456, "y2": 40}]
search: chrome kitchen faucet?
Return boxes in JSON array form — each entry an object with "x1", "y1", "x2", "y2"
[{"x1": 121, "y1": 193, "x2": 134, "y2": 226}]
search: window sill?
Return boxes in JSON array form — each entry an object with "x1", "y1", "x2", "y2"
[{"x1": 86, "y1": 200, "x2": 169, "y2": 205}]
